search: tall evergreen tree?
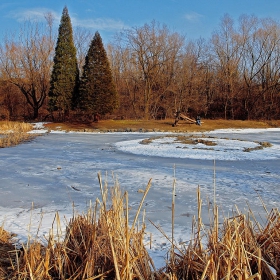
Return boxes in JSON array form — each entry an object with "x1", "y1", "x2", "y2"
[
  {"x1": 48, "y1": 6, "x2": 79, "y2": 118},
  {"x1": 79, "y1": 31, "x2": 118, "y2": 118}
]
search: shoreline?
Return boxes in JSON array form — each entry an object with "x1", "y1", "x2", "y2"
[{"x1": 41, "y1": 119, "x2": 280, "y2": 134}]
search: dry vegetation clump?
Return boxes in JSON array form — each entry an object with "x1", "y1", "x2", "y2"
[
  {"x1": 260, "y1": 141, "x2": 273, "y2": 148},
  {"x1": 0, "y1": 226, "x2": 13, "y2": 244},
  {"x1": 0, "y1": 121, "x2": 35, "y2": 148},
  {"x1": 0, "y1": 180, "x2": 280, "y2": 279},
  {"x1": 140, "y1": 135, "x2": 218, "y2": 147},
  {"x1": 0, "y1": 225, "x2": 18, "y2": 279},
  {"x1": 160, "y1": 188, "x2": 279, "y2": 279},
  {"x1": 58, "y1": 180, "x2": 156, "y2": 280},
  {"x1": 140, "y1": 136, "x2": 162, "y2": 145},
  {"x1": 175, "y1": 135, "x2": 217, "y2": 146},
  {"x1": 257, "y1": 208, "x2": 280, "y2": 278},
  {"x1": 0, "y1": 121, "x2": 32, "y2": 132},
  {"x1": 244, "y1": 141, "x2": 273, "y2": 152},
  {"x1": 1, "y1": 175, "x2": 158, "y2": 280}
]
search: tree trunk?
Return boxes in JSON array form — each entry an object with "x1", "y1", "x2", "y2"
[{"x1": 33, "y1": 106, "x2": 39, "y2": 120}]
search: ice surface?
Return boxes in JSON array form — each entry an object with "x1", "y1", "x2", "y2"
[{"x1": 1, "y1": 124, "x2": 280, "y2": 268}]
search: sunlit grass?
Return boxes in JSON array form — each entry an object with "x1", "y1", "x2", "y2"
[
  {"x1": 0, "y1": 176, "x2": 279, "y2": 279},
  {"x1": 0, "y1": 121, "x2": 35, "y2": 148},
  {"x1": 44, "y1": 118, "x2": 280, "y2": 133},
  {"x1": 0, "y1": 121, "x2": 32, "y2": 133}
]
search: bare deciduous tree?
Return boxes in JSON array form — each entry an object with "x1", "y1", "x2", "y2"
[
  {"x1": 239, "y1": 15, "x2": 280, "y2": 119},
  {"x1": 0, "y1": 81, "x2": 26, "y2": 120},
  {"x1": 0, "y1": 16, "x2": 55, "y2": 119},
  {"x1": 115, "y1": 21, "x2": 184, "y2": 119},
  {"x1": 211, "y1": 14, "x2": 243, "y2": 119}
]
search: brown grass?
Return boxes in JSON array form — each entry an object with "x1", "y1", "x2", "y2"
[
  {"x1": 0, "y1": 226, "x2": 18, "y2": 279},
  {"x1": 44, "y1": 119, "x2": 280, "y2": 133},
  {"x1": 140, "y1": 135, "x2": 218, "y2": 147},
  {"x1": 244, "y1": 141, "x2": 273, "y2": 152},
  {"x1": 0, "y1": 121, "x2": 32, "y2": 133},
  {"x1": 0, "y1": 174, "x2": 158, "y2": 279},
  {"x1": 0, "y1": 121, "x2": 35, "y2": 148},
  {"x1": 0, "y1": 177, "x2": 279, "y2": 279},
  {"x1": 153, "y1": 187, "x2": 279, "y2": 279}
]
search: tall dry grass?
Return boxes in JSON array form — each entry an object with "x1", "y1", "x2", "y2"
[
  {"x1": 159, "y1": 187, "x2": 279, "y2": 279},
  {"x1": 0, "y1": 176, "x2": 279, "y2": 279},
  {"x1": 0, "y1": 174, "x2": 158, "y2": 279},
  {"x1": 0, "y1": 121, "x2": 35, "y2": 148}
]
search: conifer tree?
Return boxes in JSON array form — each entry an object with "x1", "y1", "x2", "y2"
[
  {"x1": 48, "y1": 6, "x2": 79, "y2": 118},
  {"x1": 79, "y1": 31, "x2": 118, "y2": 118}
]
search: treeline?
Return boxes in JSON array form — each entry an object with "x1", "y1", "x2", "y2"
[
  {"x1": 0, "y1": 7, "x2": 117, "y2": 122},
  {"x1": 0, "y1": 9, "x2": 280, "y2": 121}
]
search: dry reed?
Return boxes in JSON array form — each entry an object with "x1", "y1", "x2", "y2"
[
  {"x1": 0, "y1": 225, "x2": 18, "y2": 279},
  {"x1": 160, "y1": 187, "x2": 278, "y2": 279},
  {"x1": 1, "y1": 174, "x2": 158, "y2": 279},
  {"x1": 0, "y1": 121, "x2": 35, "y2": 148},
  {"x1": 0, "y1": 177, "x2": 279, "y2": 279}
]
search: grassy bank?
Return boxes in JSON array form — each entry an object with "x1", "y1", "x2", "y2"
[
  {"x1": 0, "y1": 118, "x2": 279, "y2": 148},
  {"x1": 0, "y1": 121, "x2": 35, "y2": 148},
  {"x1": 0, "y1": 176, "x2": 279, "y2": 279},
  {"x1": 44, "y1": 119, "x2": 280, "y2": 133}
]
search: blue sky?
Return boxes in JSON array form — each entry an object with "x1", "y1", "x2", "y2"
[{"x1": 1, "y1": 0, "x2": 280, "y2": 44}]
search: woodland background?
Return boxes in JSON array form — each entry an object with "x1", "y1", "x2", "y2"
[{"x1": 1, "y1": 12, "x2": 280, "y2": 121}]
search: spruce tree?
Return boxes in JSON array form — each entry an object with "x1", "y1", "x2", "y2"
[
  {"x1": 79, "y1": 31, "x2": 118, "y2": 118},
  {"x1": 48, "y1": 6, "x2": 79, "y2": 118}
]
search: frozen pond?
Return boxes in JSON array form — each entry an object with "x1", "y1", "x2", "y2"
[{"x1": 0, "y1": 127, "x2": 280, "y2": 267}]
